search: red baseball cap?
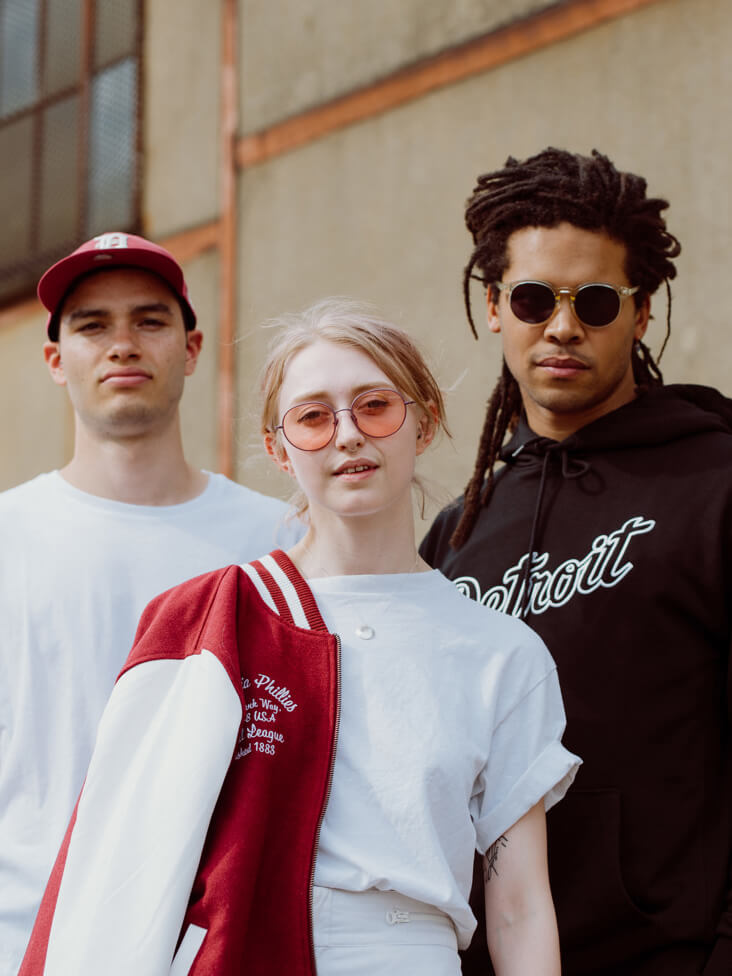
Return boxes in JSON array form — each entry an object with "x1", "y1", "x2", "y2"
[{"x1": 38, "y1": 231, "x2": 197, "y2": 339}]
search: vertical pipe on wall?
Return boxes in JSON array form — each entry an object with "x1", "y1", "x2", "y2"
[
  {"x1": 30, "y1": 0, "x2": 48, "y2": 252},
  {"x1": 78, "y1": 0, "x2": 94, "y2": 238},
  {"x1": 217, "y1": 0, "x2": 238, "y2": 477}
]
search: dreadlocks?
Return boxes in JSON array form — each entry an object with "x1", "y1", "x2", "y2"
[{"x1": 450, "y1": 148, "x2": 681, "y2": 550}]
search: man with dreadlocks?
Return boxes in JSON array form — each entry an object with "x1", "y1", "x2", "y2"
[{"x1": 421, "y1": 148, "x2": 732, "y2": 976}]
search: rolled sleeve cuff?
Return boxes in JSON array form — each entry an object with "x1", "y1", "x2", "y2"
[{"x1": 473, "y1": 740, "x2": 581, "y2": 854}]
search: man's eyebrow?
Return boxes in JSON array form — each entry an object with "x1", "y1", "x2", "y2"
[
  {"x1": 67, "y1": 306, "x2": 109, "y2": 321},
  {"x1": 130, "y1": 302, "x2": 174, "y2": 316},
  {"x1": 67, "y1": 301, "x2": 174, "y2": 321}
]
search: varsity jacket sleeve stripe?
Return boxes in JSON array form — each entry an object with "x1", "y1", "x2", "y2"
[
  {"x1": 247, "y1": 559, "x2": 295, "y2": 623},
  {"x1": 244, "y1": 551, "x2": 328, "y2": 633},
  {"x1": 270, "y1": 550, "x2": 330, "y2": 631},
  {"x1": 240, "y1": 562, "x2": 280, "y2": 615},
  {"x1": 35, "y1": 650, "x2": 242, "y2": 975},
  {"x1": 259, "y1": 554, "x2": 311, "y2": 628}
]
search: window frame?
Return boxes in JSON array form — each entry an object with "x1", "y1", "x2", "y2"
[{"x1": 0, "y1": 0, "x2": 143, "y2": 307}]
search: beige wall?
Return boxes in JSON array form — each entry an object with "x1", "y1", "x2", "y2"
[
  {"x1": 178, "y1": 248, "x2": 222, "y2": 474},
  {"x1": 1, "y1": 0, "x2": 729, "y2": 508},
  {"x1": 0, "y1": 307, "x2": 72, "y2": 490},
  {"x1": 143, "y1": 0, "x2": 221, "y2": 237},
  {"x1": 240, "y1": 0, "x2": 544, "y2": 133}
]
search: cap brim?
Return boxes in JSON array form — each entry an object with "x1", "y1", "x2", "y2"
[{"x1": 38, "y1": 246, "x2": 187, "y2": 314}]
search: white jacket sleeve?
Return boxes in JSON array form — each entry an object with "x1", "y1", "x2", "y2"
[{"x1": 42, "y1": 650, "x2": 242, "y2": 976}]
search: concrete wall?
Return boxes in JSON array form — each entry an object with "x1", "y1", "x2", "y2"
[
  {"x1": 178, "y1": 248, "x2": 222, "y2": 475},
  {"x1": 240, "y1": 0, "x2": 546, "y2": 132},
  {"x1": 0, "y1": 306, "x2": 72, "y2": 490},
  {"x1": 143, "y1": 0, "x2": 221, "y2": 236}
]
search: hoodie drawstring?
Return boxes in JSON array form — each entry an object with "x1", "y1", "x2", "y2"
[{"x1": 518, "y1": 447, "x2": 590, "y2": 620}]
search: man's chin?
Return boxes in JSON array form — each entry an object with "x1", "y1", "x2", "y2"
[
  {"x1": 87, "y1": 404, "x2": 175, "y2": 438},
  {"x1": 525, "y1": 387, "x2": 598, "y2": 416}
]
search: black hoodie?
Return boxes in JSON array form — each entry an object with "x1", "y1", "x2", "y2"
[{"x1": 421, "y1": 384, "x2": 732, "y2": 976}]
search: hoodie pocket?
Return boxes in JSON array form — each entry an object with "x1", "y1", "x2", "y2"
[
  {"x1": 547, "y1": 788, "x2": 660, "y2": 947},
  {"x1": 170, "y1": 924, "x2": 207, "y2": 976}
]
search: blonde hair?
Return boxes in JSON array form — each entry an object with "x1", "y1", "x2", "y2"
[{"x1": 260, "y1": 297, "x2": 449, "y2": 518}]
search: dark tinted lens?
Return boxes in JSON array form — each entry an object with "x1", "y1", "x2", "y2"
[
  {"x1": 509, "y1": 282, "x2": 556, "y2": 324},
  {"x1": 574, "y1": 284, "x2": 621, "y2": 327}
]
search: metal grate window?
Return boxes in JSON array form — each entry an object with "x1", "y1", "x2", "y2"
[{"x1": 0, "y1": 0, "x2": 142, "y2": 305}]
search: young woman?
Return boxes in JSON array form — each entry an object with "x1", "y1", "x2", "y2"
[{"x1": 21, "y1": 298, "x2": 579, "y2": 976}]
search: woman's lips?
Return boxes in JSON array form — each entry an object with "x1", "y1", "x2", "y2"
[{"x1": 332, "y1": 460, "x2": 378, "y2": 480}]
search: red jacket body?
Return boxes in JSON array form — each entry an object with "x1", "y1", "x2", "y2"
[{"x1": 20, "y1": 552, "x2": 339, "y2": 975}]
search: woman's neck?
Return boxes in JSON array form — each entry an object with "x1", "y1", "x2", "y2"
[{"x1": 288, "y1": 505, "x2": 428, "y2": 578}]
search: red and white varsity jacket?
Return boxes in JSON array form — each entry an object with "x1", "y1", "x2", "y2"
[{"x1": 20, "y1": 551, "x2": 340, "y2": 976}]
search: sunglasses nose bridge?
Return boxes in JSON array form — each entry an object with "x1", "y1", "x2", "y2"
[
  {"x1": 532, "y1": 285, "x2": 573, "y2": 325},
  {"x1": 543, "y1": 287, "x2": 584, "y2": 337},
  {"x1": 561, "y1": 288, "x2": 587, "y2": 328},
  {"x1": 553, "y1": 287, "x2": 576, "y2": 313}
]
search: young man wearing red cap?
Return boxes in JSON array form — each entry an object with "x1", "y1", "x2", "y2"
[{"x1": 0, "y1": 232, "x2": 301, "y2": 976}]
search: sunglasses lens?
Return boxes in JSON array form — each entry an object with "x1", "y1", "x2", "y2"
[
  {"x1": 352, "y1": 389, "x2": 406, "y2": 437},
  {"x1": 509, "y1": 282, "x2": 556, "y2": 324},
  {"x1": 282, "y1": 403, "x2": 334, "y2": 450},
  {"x1": 574, "y1": 285, "x2": 621, "y2": 327}
]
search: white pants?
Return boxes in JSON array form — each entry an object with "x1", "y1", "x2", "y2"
[{"x1": 312, "y1": 886, "x2": 461, "y2": 975}]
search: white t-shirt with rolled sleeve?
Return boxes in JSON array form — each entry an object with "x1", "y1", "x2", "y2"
[{"x1": 310, "y1": 569, "x2": 579, "y2": 948}]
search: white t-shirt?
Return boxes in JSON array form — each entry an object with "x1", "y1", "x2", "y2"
[
  {"x1": 0, "y1": 471, "x2": 301, "y2": 976},
  {"x1": 309, "y1": 570, "x2": 579, "y2": 948}
]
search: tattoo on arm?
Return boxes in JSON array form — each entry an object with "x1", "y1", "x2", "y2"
[{"x1": 484, "y1": 835, "x2": 508, "y2": 882}]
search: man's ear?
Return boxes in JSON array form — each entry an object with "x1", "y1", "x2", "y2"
[
  {"x1": 486, "y1": 290, "x2": 501, "y2": 335},
  {"x1": 184, "y1": 330, "x2": 204, "y2": 376},
  {"x1": 634, "y1": 294, "x2": 651, "y2": 343},
  {"x1": 263, "y1": 431, "x2": 293, "y2": 476},
  {"x1": 43, "y1": 341, "x2": 66, "y2": 387}
]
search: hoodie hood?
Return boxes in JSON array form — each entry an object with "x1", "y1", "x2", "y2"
[
  {"x1": 501, "y1": 383, "x2": 732, "y2": 466},
  {"x1": 497, "y1": 384, "x2": 732, "y2": 618}
]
